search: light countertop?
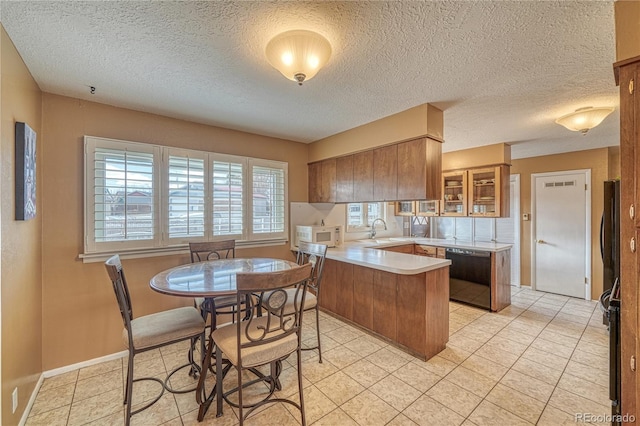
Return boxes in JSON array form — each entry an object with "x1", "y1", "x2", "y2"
[
  {"x1": 321, "y1": 237, "x2": 511, "y2": 275},
  {"x1": 325, "y1": 240, "x2": 450, "y2": 275}
]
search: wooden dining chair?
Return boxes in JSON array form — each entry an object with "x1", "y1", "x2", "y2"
[
  {"x1": 212, "y1": 263, "x2": 312, "y2": 425},
  {"x1": 104, "y1": 255, "x2": 206, "y2": 426}
]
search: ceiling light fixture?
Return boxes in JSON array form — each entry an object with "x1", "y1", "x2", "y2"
[
  {"x1": 555, "y1": 106, "x2": 615, "y2": 135},
  {"x1": 265, "y1": 30, "x2": 332, "y2": 86}
]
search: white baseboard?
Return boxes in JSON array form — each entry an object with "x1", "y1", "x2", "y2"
[
  {"x1": 43, "y1": 350, "x2": 128, "y2": 378},
  {"x1": 18, "y1": 374, "x2": 44, "y2": 426},
  {"x1": 19, "y1": 351, "x2": 127, "y2": 422}
]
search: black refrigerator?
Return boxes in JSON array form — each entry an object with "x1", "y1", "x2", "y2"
[
  {"x1": 600, "y1": 180, "x2": 621, "y2": 423},
  {"x1": 601, "y1": 180, "x2": 620, "y2": 296}
]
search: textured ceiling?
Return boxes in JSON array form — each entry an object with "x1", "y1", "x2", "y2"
[{"x1": 0, "y1": 1, "x2": 618, "y2": 159}]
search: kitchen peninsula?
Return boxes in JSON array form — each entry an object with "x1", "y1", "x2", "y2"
[{"x1": 317, "y1": 238, "x2": 511, "y2": 361}]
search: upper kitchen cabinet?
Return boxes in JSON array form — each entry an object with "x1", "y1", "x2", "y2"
[
  {"x1": 308, "y1": 136, "x2": 443, "y2": 203},
  {"x1": 441, "y1": 170, "x2": 468, "y2": 216},
  {"x1": 416, "y1": 200, "x2": 440, "y2": 216},
  {"x1": 468, "y1": 165, "x2": 510, "y2": 217},
  {"x1": 308, "y1": 158, "x2": 337, "y2": 203},
  {"x1": 336, "y1": 155, "x2": 354, "y2": 203},
  {"x1": 352, "y1": 150, "x2": 374, "y2": 202},
  {"x1": 397, "y1": 138, "x2": 442, "y2": 200},
  {"x1": 373, "y1": 144, "x2": 398, "y2": 201}
]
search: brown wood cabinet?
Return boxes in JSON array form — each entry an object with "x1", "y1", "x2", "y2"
[
  {"x1": 414, "y1": 245, "x2": 445, "y2": 259},
  {"x1": 491, "y1": 250, "x2": 511, "y2": 312},
  {"x1": 319, "y1": 258, "x2": 338, "y2": 312},
  {"x1": 335, "y1": 262, "x2": 354, "y2": 319},
  {"x1": 373, "y1": 270, "x2": 397, "y2": 340},
  {"x1": 373, "y1": 144, "x2": 398, "y2": 201},
  {"x1": 416, "y1": 200, "x2": 440, "y2": 216},
  {"x1": 308, "y1": 137, "x2": 443, "y2": 204},
  {"x1": 468, "y1": 165, "x2": 510, "y2": 218},
  {"x1": 352, "y1": 265, "x2": 374, "y2": 329},
  {"x1": 336, "y1": 155, "x2": 354, "y2": 203},
  {"x1": 318, "y1": 258, "x2": 450, "y2": 360},
  {"x1": 308, "y1": 162, "x2": 322, "y2": 203},
  {"x1": 615, "y1": 56, "x2": 639, "y2": 421},
  {"x1": 441, "y1": 170, "x2": 468, "y2": 216},
  {"x1": 353, "y1": 150, "x2": 374, "y2": 202},
  {"x1": 397, "y1": 138, "x2": 442, "y2": 201},
  {"x1": 395, "y1": 201, "x2": 415, "y2": 216},
  {"x1": 441, "y1": 165, "x2": 510, "y2": 217},
  {"x1": 379, "y1": 244, "x2": 415, "y2": 254},
  {"x1": 308, "y1": 158, "x2": 337, "y2": 203}
]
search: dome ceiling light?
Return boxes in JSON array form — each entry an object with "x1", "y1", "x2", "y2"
[
  {"x1": 555, "y1": 106, "x2": 615, "y2": 135},
  {"x1": 265, "y1": 30, "x2": 332, "y2": 86}
]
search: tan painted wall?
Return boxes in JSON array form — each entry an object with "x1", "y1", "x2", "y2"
[
  {"x1": 615, "y1": 0, "x2": 640, "y2": 62},
  {"x1": 308, "y1": 103, "x2": 443, "y2": 162},
  {"x1": 41, "y1": 93, "x2": 309, "y2": 369},
  {"x1": 1, "y1": 27, "x2": 43, "y2": 425},
  {"x1": 511, "y1": 148, "x2": 609, "y2": 300},
  {"x1": 442, "y1": 143, "x2": 511, "y2": 171},
  {"x1": 608, "y1": 146, "x2": 621, "y2": 180}
]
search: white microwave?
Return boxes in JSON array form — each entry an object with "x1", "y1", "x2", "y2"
[{"x1": 295, "y1": 225, "x2": 342, "y2": 248}]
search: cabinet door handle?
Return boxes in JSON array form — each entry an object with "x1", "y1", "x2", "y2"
[
  {"x1": 631, "y1": 237, "x2": 636, "y2": 253},
  {"x1": 630, "y1": 204, "x2": 635, "y2": 220},
  {"x1": 536, "y1": 239, "x2": 546, "y2": 244}
]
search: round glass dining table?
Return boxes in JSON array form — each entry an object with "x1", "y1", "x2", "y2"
[
  {"x1": 149, "y1": 257, "x2": 299, "y2": 421},
  {"x1": 150, "y1": 257, "x2": 299, "y2": 298}
]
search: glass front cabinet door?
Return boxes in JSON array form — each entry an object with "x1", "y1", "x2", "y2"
[
  {"x1": 441, "y1": 171, "x2": 467, "y2": 216},
  {"x1": 468, "y1": 166, "x2": 507, "y2": 217},
  {"x1": 416, "y1": 200, "x2": 439, "y2": 216},
  {"x1": 395, "y1": 201, "x2": 416, "y2": 216}
]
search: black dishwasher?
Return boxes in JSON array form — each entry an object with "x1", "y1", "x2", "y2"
[{"x1": 445, "y1": 248, "x2": 492, "y2": 310}]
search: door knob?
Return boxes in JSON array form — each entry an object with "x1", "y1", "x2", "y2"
[{"x1": 536, "y1": 239, "x2": 546, "y2": 244}]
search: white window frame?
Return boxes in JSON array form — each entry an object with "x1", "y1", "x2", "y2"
[
  {"x1": 345, "y1": 202, "x2": 386, "y2": 232},
  {"x1": 83, "y1": 136, "x2": 288, "y2": 259}
]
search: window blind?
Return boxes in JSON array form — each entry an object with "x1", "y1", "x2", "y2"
[
  {"x1": 212, "y1": 160, "x2": 244, "y2": 237},
  {"x1": 252, "y1": 165, "x2": 285, "y2": 235},
  {"x1": 93, "y1": 147, "x2": 154, "y2": 242},
  {"x1": 168, "y1": 155, "x2": 205, "y2": 238}
]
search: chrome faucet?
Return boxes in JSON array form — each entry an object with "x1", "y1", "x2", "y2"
[{"x1": 369, "y1": 218, "x2": 387, "y2": 238}]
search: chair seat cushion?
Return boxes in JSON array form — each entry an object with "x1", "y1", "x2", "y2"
[
  {"x1": 261, "y1": 289, "x2": 316, "y2": 314},
  {"x1": 212, "y1": 316, "x2": 298, "y2": 368},
  {"x1": 124, "y1": 306, "x2": 205, "y2": 350}
]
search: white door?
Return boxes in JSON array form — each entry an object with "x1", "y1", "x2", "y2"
[{"x1": 533, "y1": 170, "x2": 590, "y2": 299}]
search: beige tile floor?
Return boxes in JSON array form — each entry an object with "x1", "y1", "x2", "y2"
[{"x1": 26, "y1": 286, "x2": 612, "y2": 426}]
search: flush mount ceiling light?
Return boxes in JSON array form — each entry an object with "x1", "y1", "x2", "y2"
[
  {"x1": 555, "y1": 106, "x2": 615, "y2": 135},
  {"x1": 265, "y1": 30, "x2": 332, "y2": 86}
]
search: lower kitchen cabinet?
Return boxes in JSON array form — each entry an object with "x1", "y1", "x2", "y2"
[
  {"x1": 373, "y1": 270, "x2": 397, "y2": 340},
  {"x1": 352, "y1": 265, "x2": 374, "y2": 329},
  {"x1": 318, "y1": 258, "x2": 449, "y2": 360}
]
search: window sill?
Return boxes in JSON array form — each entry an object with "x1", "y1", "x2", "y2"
[{"x1": 79, "y1": 239, "x2": 288, "y2": 263}]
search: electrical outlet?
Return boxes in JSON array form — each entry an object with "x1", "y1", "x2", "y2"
[{"x1": 12, "y1": 387, "x2": 18, "y2": 413}]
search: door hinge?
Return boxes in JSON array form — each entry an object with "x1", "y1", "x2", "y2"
[
  {"x1": 585, "y1": 184, "x2": 588, "y2": 190},
  {"x1": 585, "y1": 277, "x2": 588, "y2": 284}
]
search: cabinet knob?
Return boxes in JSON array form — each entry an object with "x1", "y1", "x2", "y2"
[{"x1": 536, "y1": 239, "x2": 546, "y2": 244}]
